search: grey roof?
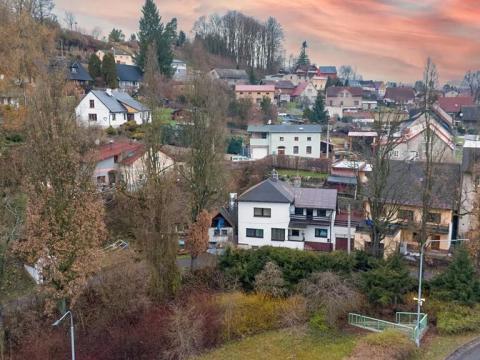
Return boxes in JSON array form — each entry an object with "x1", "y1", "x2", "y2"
[
  {"x1": 247, "y1": 124, "x2": 322, "y2": 133},
  {"x1": 383, "y1": 160, "x2": 460, "y2": 210},
  {"x1": 90, "y1": 90, "x2": 149, "y2": 113},
  {"x1": 69, "y1": 61, "x2": 92, "y2": 82},
  {"x1": 213, "y1": 68, "x2": 248, "y2": 80},
  {"x1": 111, "y1": 90, "x2": 149, "y2": 111},
  {"x1": 461, "y1": 105, "x2": 480, "y2": 122},
  {"x1": 90, "y1": 90, "x2": 125, "y2": 113},
  {"x1": 327, "y1": 175, "x2": 358, "y2": 185},
  {"x1": 238, "y1": 178, "x2": 337, "y2": 209},
  {"x1": 115, "y1": 64, "x2": 143, "y2": 82},
  {"x1": 238, "y1": 179, "x2": 294, "y2": 203},
  {"x1": 293, "y1": 187, "x2": 337, "y2": 209},
  {"x1": 319, "y1": 66, "x2": 337, "y2": 74}
]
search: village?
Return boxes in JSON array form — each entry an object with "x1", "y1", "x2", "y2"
[{"x1": 1, "y1": 1, "x2": 480, "y2": 359}]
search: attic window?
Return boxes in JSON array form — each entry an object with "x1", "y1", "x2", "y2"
[{"x1": 71, "y1": 66, "x2": 77, "y2": 74}]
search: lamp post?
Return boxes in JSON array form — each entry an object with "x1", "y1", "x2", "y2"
[
  {"x1": 53, "y1": 310, "x2": 75, "y2": 360},
  {"x1": 415, "y1": 238, "x2": 468, "y2": 347}
]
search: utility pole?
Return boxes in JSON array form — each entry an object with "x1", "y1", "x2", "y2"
[
  {"x1": 326, "y1": 123, "x2": 330, "y2": 159},
  {"x1": 347, "y1": 203, "x2": 351, "y2": 255}
]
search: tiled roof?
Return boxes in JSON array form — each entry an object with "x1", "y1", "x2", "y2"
[
  {"x1": 235, "y1": 84, "x2": 275, "y2": 92},
  {"x1": 96, "y1": 140, "x2": 142, "y2": 162},
  {"x1": 384, "y1": 87, "x2": 415, "y2": 102},
  {"x1": 326, "y1": 86, "x2": 363, "y2": 97},
  {"x1": 115, "y1": 64, "x2": 143, "y2": 82},
  {"x1": 293, "y1": 187, "x2": 337, "y2": 209},
  {"x1": 213, "y1": 68, "x2": 248, "y2": 79},
  {"x1": 69, "y1": 61, "x2": 92, "y2": 82},
  {"x1": 247, "y1": 124, "x2": 322, "y2": 133},
  {"x1": 90, "y1": 90, "x2": 125, "y2": 113},
  {"x1": 291, "y1": 82, "x2": 308, "y2": 97},
  {"x1": 111, "y1": 90, "x2": 149, "y2": 111},
  {"x1": 438, "y1": 96, "x2": 474, "y2": 113}
]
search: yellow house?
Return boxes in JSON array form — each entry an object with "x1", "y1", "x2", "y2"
[
  {"x1": 235, "y1": 84, "x2": 275, "y2": 105},
  {"x1": 355, "y1": 160, "x2": 460, "y2": 256}
]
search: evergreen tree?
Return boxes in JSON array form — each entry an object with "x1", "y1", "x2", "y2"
[
  {"x1": 308, "y1": 91, "x2": 328, "y2": 124},
  {"x1": 88, "y1": 53, "x2": 102, "y2": 81},
  {"x1": 102, "y1": 53, "x2": 117, "y2": 88},
  {"x1": 176, "y1": 30, "x2": 186, "y2": 46},
  {"x1": 296, "y1": 41, "x2": 310, "y2": 67},
  {"x1": 431, "y1": 245, "x2": 480, "y2": 305},
  {"x1": 108, "y1": 28, "x2": 125, "y2": 42},
  {"x1": 248, "y1": 67, "x2": 257, "y2": 84}
]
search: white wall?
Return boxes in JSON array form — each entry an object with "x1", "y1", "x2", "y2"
[
  {"x1": 238, "y1": 201, "x2": 303, "y2": 249},
  {"x1": 251, "y1": 146, "x2": 269, "y2": 160},
  {"x1": 94, "y1": 157, "x2": 117, "y2": 185},
  {"x1": 269, "y1": 132, "x2": 321, "y2": 158},
  {"x1": 76, "y1": 92, "x2": 114, "y2": 128},
  {"x1": 122, "y1": 151, "x2": 174, "y2": 190}
]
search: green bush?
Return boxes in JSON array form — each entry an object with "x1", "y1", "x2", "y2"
[
  {"x1": 309, "y1": 310, "x2": 332, "y2": 334},
  {"x1": 436, "y1": 304, "x2": 480, "y2": 334},
  {"x1": 105, "y1": 126, "x2": 116, "y2": 136}
]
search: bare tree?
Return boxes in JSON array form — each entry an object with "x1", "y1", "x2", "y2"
[
  {"x1": 463, "y1": 70, "x2": 480, "y2": 102},
  {"x1": 63, "y1": 11, "x2": 75, "y2": 30},
  {"x1": 186, "y1": 210, "x2": 211, "y2": 270}
]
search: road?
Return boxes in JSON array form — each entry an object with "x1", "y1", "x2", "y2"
[{"x1": 445, "y1": 338, "x2": 480, "y2": 360}]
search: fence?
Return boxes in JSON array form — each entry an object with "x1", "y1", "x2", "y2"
[{"x1": 348, "y1": 312, "x2": 428, "y2": 342}]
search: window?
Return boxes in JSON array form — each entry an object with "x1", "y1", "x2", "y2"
[
  {"x1": 214, "y1": 229, "x2": 220, "y2": 236},
  {"x1": 88, "y1": 113, "x2": 97, "y2": 121},
  {"x1": 89, "y1": 99, "x2": 95, "y2": 108},
  {"x1": 112, "y1": 113, "x2": 116, "y2": 121},
  {"x1": 113, "y1": 155, "x2": 119, "y2": 163},
  {"x1": 317, "y1": 209, "x2": 327, "y2": 217},
  {"x1": 315, "y1": 228, "x2": 328, "y2": 238},
  {"x1": 340, "y1": 101, "x2": 344, "y2": 106},
  {"x1": 427, "y1": 212, "x2": 441, "y2": 224},
  {"x1": 240, "y1": 92, "x2": 244, "y2": 95},
  {"x1": 293, "y1": 146, "x2": 299, "y2": 154},
  {"x1": 307, "y1": 137, "x2": 312, "y2": 141},
  {"x1": 291, "y1": 229, "x2": 300, "y2": 237},
  {"x1": 398, "y1": 209, "x2": 414, "y2": 221},
  {"x1": 280, "y1": 137, "x2": 284, "y2": 141},
  {"x1": 257, "y1": 92, "x2": 261, "y2": 95},
  {"x1": 392, "y1": 150, "x2": 399, "y2": 158},
  {"x1": 261, "y1": 132, "x2": 267, "y2": 139},
  {"x1": 294, "y1": 137, "x2": 299, "y2": 141},
  {"x1": 271, "y1": 228, "x2": 285, "y2": 241},
  {"x1": 294, "y1": 207, "x2": 304, "y2": 215},
  {"x1": 354, "y1": 100, "x2": 359, "y2": 106},
  {"x1": 306, "y1": 146, "x2": 312, "y2": 154},
  {"x1": 221, "y1": 229, "x2": 228, "y2": 236},
  {"x1": 246, "y1": 228, "x2": 264, "y2": 238},
  {"x1": 254, "y1": 207, "x2": 271, "y2": 217}
]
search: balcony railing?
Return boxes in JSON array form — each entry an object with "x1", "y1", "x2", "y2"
[{"x1": 290, "y1": 214, "x2": 331, "y2": 222}]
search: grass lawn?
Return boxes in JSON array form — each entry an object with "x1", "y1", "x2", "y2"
[
  {"x1": 414, "y1": 331, "x2": 480, "y2": 360},
  {"x1": 196, "y1": 328, "x2": 357, "y2": 360},
  {"x1": 277, "y1": 169, "x2": 328, "y2": 180}
]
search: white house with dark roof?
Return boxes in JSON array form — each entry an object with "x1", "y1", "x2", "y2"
[
  {"x1": 75, "y1": 89, "x2": 151, "y2": 128},
  {"x1": 247, "y1": 124, "x2": 322, "y2": 159},
  {"x1": 115, "y1": 64, "x2": 143, "y2": 92},
  {"x1": 237, "y1": 176, "x2": 354, "y2": 251}
]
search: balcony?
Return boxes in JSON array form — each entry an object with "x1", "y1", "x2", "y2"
[
  {"x1": 250, "y1": 138, "x2": 269, "y2": 146},
  {"x1": 290, "y1": 214, "x2": 331, "y2": 226}
]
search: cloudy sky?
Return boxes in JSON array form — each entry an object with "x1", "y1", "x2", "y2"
[{"x1": 54, "y1": 0, "x2": 480, "y2": 83}]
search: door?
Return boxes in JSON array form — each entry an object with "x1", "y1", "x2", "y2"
[{"x1": 277, "y1": 146, "x2": 285, "y2": 155}]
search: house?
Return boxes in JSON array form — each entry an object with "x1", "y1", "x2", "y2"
[
  {"x1": 94, "y1": 139, "x2": 174, "y2": 190},
  {"x1": 75, "y1": 89, "x2": 151, "y2": 128},
  {"x1": 437, "y1": 96, "x2": 474, "y2": 117},
  {"x1": 67, "y1": 61, "x2": 92, "y2": 87},
  {"x1": 208, "y1": 200, "x2": 237, "y2": 247},
  {"x1": 389, "y1": 112, "x2": 456, "y2": 163},
  {"x1": 291, "y1": 82, "x2": 317, "y2": 105},
  {"x1": 115, "y1": 64, "x2": 143, "y2": 92},
  {"x1": 172, "y1": 59, "x2": 187, "y2": 81},
  {"x1": 326, "y1": 160, "x2": 372, "y2": 198},
  {"x1": 317, "y1": 66, "x2": 337, "y2": 79},
  {"x1": 458, "y1": 135, "x2": 480, "y2": 237},
  {"x1": 374, "y1": 81, "x2": 386, "y2": 98},
  {"x1": 235, "y1": 84, "x2": 275, "y2": 105},
  {"x1": 247, "y1": 124, "x2": 322, "y2": 159},
  {"x1": 356, "y1": 160, "x2": 460, "y2": 256},
  {"x1": 96, "y1": 48, "x2": 134, "y2": 65},
  {"x1": 261, "y1": 79, "x2": 296, "y2": 103},
  {"x1": 310, "y1": 76, "x2": 328, "y2": 91},
  {"x1": 208, "y1": 68, "x2": 249, "y2": 87},
  {"x1": 383, "y1": 87, "x2": 415, "y2": 107},
  {"x1": 237, "y1": 175, "x2": 357, "y2": 251},
  {"x1": 460, "y1": 105, "x2": 480, "y2": 129},
  {"x1": 326, "y1": 87, "x2": 363, "y2": 109}
]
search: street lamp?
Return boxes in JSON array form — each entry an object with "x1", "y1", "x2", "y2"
[
  {"x1": 415, "y1": 238, "x2": 468, "y2": 347},
  {"x1": 52, "y1": 310, "x2": 75, "y2": 360}
]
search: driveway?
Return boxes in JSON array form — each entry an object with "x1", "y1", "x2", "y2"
[{"x1": 445, "y1": 338, "x2": 480, "y2": 360}]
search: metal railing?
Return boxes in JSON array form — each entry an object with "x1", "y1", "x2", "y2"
[{"x1": 348, "y1": 312, "x2": 428, "y2": 342}]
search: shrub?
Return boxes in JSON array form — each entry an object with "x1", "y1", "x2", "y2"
[
  {"x1": 299, "y1": 271, "x2": 362, "y2": 328},
  {"x1": 436, "y1": 304, "x2": 480, "y2": 334},
  {"x1": 105, "y1": 126, "x2": 116, "y2": 136},
  {"x1": 278, "y1": 295, "x2": 308, "y2": 328},
  {"x1": 348, "y1": 329, "x2": 416, "y2": 360},
  {"x1": 254, "y1": 261, "x2": 287, "y2": 298},
  {"x1": 309, "y1": 310, "x2": 332, "y2": 334}
]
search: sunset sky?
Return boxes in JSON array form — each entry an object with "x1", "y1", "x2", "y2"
[{"x1": 54, "y1": 0, "x2": 480, "y2": 84}]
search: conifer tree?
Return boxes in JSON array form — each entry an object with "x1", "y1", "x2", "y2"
[
  {"x1": 88, "y1": 53, "x2": 102, "y2": 82},
  {"x1": 296, "y1": 41, "x2": 310, "y2": 67},
  {"x1": 308, "y1": 91, "x2": 328, "y2": 124},
  {"x1": 102, "y1": 52, "x2": 117, "y2": 88}
]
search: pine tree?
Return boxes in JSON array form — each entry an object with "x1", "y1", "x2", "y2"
[
  {"x1": 176, "y1": 30, "x2": 186, "y2": 46},
  {"x1": 137, "y1": 0, "x2": 161, "y2": 69},
  {"x1": 88, "y1": 53, "x2": 102, "y2": 82},
  {"x1": 102, "y1": 53, "x2": 117, "y2": 88},
  {"x1": 431, "y1": 245, "x2": 480, "y2": 305},
  {"x1": 296, "y1": 41, "x2": 310, "y2": 67},
  {"x1": 308, "y1": 91, "x2": 328, "y2": 124}
]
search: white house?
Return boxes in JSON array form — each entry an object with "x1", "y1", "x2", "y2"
[
  {"x1": 96, "y1": 48, "x2": 134, "y2": 66},
  {"x1": 75, "y1": 89, "x2": 151, "y2": 128},
  {"x1": 237, "y1": 176, "x2": 355, "y2": 251},
  {"x1": 94, "y1": 140, "x2": 174, "y2": 190},
  {"x1": 172, "y1": 59, "x2": 187, "y2": 81},
  {"x1": 247, "y1": 124, "x2": 322, "y2": 160}
]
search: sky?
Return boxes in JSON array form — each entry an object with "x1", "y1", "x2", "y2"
[{"x1": 54, "y1": 0, "x2": 480, "y2": 84}]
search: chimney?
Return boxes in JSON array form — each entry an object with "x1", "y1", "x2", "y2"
[{"x1": 293, "y1": 175, "x2": 301, "y2": 188}]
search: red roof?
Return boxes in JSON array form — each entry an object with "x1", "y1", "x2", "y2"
[
  {"x1": 326, "y1": 86, "x2": 363, "y2": 97},
  {"x1": 291, "y1": 82, "x2": 308, "y2": 97},
  {"x1": 438, "y1": 96, "x2": 474, "y2": 113},
  {"x1": 96, "y1": 140, "x2": 143, "y2": 162},
  {"x1": 235, "y1": 84, "x2": 275, "y2": 92},
  {"x1": 384, "y1": 87, "x2": 415, "y2": 102}
]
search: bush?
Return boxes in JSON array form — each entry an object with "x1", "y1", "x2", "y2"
[
  {"x1": 105, "y1": 126, "x2": 116, "y2": 136},
  {"x1": 436, "y1": 304, "x2": 480, "y2": 334},
  {"x1": 348, "y1": 329, "x2": 416, "y2": 360},
  {"x1": 254, "y1": 261, "x2": 287, "y2": 298},
  {"x1": 309, "y1": 310, "x2": 332, "y2": 334}
]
